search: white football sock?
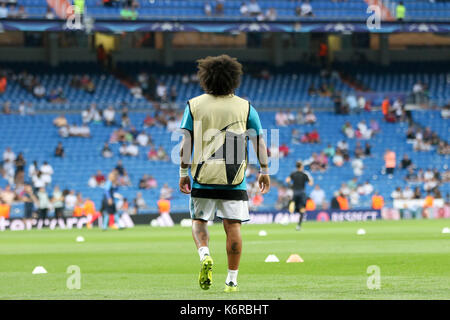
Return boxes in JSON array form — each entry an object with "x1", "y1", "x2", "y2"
[
  {"x1": 198, "y1": 246, "x2": 210, "y2": 261},
  {"x1": 226, "y1": 269, "x2": 238, "y2": 285}
]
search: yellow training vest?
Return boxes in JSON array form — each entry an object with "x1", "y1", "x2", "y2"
[{"x1": 189, "y1": 94, "x2": 250, "y2": 186}]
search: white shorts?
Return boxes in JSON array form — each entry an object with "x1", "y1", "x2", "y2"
[{"x1": 189, "y1": 197, "x2": 250, "y2": 222}]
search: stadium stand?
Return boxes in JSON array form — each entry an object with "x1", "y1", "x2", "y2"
[
  {"x1": 0, "y1": 62, "x2": 448, "y2": 217},
  {"x1": 0, "y1": 0, "x2": 449, "y2": 21}
]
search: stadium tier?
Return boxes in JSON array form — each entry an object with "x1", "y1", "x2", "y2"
[
  {"x1": 0, "y1": 61, "x2": 448, "y2": 216},
  {"x1": 2, "y1": 0, "x2": 450, "y2": 21}
]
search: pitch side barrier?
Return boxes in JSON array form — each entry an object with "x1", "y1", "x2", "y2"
[{"x1": 0, "y1": 209, "x2": 382, "y2": 231}]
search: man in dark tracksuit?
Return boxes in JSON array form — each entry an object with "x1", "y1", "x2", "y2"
[{"x1": 285, "y1": 161, "x2": 314, "y2": 231}]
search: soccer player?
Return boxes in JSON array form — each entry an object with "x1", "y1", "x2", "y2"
[
  {"x1": 179, "y1": 55, "x2": 270, "y2": 292},
  {"x1": 100, "y1": 169, "x2": 122, "y2": 230},
  {"x1": 285, "y1": 161, "x2": 314, "y2": 231}
]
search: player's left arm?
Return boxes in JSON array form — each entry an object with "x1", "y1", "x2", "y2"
[
  {"x1": 248, "y1": 105, "x2": 270, "y2": 194},
  {"x1": 179, "y1": 104, "x2": 193, "y2": 194}
]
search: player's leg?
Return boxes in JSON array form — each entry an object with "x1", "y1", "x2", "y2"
[
  {"x1": 218, "y1": 200, "x2": 249, "y2": 292},
  {"x1": 223, "y1": 219, "x2": 241, "y2": 292},
  {"x1": 190, "y1": 197, "x2": 215, "y2": 290},
  {"x1": 296, "y1": 193, "x2": 306, "y2": 230}
]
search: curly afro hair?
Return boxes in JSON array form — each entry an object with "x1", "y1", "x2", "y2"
[{"x1": 196, "y1": 55, "x2": 243, "y2": 96}]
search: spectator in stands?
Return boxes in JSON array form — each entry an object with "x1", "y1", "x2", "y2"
[
  {"x1": 265, "y1": 7, "x2": 277, "y2": 21},
  {"x1": 346, "y1": 94, "x2": 359, "y2": 113},
  {"x1": 2, "y1": 101, "x2": 11, "y2": 114},
  {"x1": 95, "y1": 170, "x2": 106, "y2": 186},
  {"x1": 157, "y1": 145, "x2": 169, "y2": 161},
  {"x1": 437, "y1": 141, "x2": 450, "y2": 155},
  {"x1": 384, "y1": 149, "x2": 396, "y2": 176},
  {"x1": 399, "y1": 154, "x2": 413, "y2": 170},
  {"x1": 343, "y1": 122, "x2": 355, "y2": 138},
  {"x1": 391, "y1": 187, "x2": 402, "y2": 200},
  {"x1": 279, "y1": 143, "x2": 290, "y2": 158},
  {"x1": 351, "y1": 156, "x2": 364, "y2": 177},
  {"x1": 304, "y1": 109, "x2": 316, "y2": 124},
  {"x1": 372, "y1": 191, "x2": 384, "y2": 210},
  {"x1": 55, "y1": 142, "x2": 64, "y2": 158},
  {"x1": 33, "y1": 82, "x2": 46, "y2": 99},
  {"x1": 362, "y1": 181, "x2": 374, "y2": 196},
  {"x1": 3, "y1": 147, "x2": 16, "y2": 163},
  {"x1": 320, "y1": 145, "x2": 333, "y2": 159},
  {"x1": 40, "y1": 161, "x2": 54, "y2": 185},
  {"x1": 148, "y1": 147, "x2": 158, "y2": 160},
  {"x1": 291, "y1": 129, "x2": 302, "y2": 145},
  {"x1": 53, "y1": 114, "x2": 68, "y2": 127},
  {"x1": 240, "y1": 2, "x2": 249, "y2": 16},
  {"x1": 119, "y1": 142, "x2": 139, "y2": 157},
  {"x1": 215, "y1": 0, "x2": 225, "y2": 15},
  {"x1": 310, "y1": 185, "x2": 326, "y2": 209},
  {"x1": 333, "y1": 150, "x2": 344, "y2": 167},
  {"x1": 133, "y1": 192, "x2": 148, "y2": 214},
  {"x1": 402, "y1": 186, "x2": 414, "y2": 200},
  {"x1": 276, "y1": 186, "x2": 292, "y2": 210},
  {"x1": 102, "y1": 142, "x2": 113, "y2": 158},
  {"x1": 396, "y1": 1, "x2": 406, "y2": 22},
  {"x1": 103, "y1": 105, "x2": 116, "y2": 126},
  {"x1": 160, "y1": 183, "x2": 173, "y2": 200},
  {"x1": 299, "y1": 0, "x2": 314, "y2": 16},
  {"x1": 364, "y1": 142, "x2": 372, "y2": 157},
  {"x1": 204, "y1": 2, "x2": 213, "y2": 16},
  {"x1": 247, "y1": 0, "x2": 262, "y2": 16},
  {"x1": 0, "y1": 72, "x2": 7, "y2": 94},
  {"x1": 413, "y1": 187, "x2": 422, "y2": 199},
  {"x1": 82, "y1": 103, "x2": 102, "y2": 124},
  {"x1": 156, "y1": 82, "x2": 167, "y2": 102},
  {"x1": 275, "y1": 110, "x2": 289, "y2": 126},
  {"x1": 88, "y1": 175, "x2": 97, "y2": 188},
  {"x1": 45, "y1": 6, "x2": 55, "y2": 19},
  {"x1": 357, "y1": 120, "x2": 372, "y2": 139},
  {"x1": 354, "y1": 141, "x2": 364, "y2": 158},
  {"x1": 120, "y1": 5, "x2": 138, "y2": 20},
  {"x1": 0, "y1": 3, "x2": 8, "y2": 19}
]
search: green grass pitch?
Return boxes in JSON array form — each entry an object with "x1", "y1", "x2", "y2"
[{"x1": 0, "y1": 219, "x2": 449, "y2": 300}]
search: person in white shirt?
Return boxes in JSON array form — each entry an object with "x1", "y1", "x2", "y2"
[
  {"x1": 362, "y1": 181, "x2": 374, "y2": 195},
  {"x1": 136, "y1": 131, "x2": 150, "y2": 146},
  {"x1": 126, "y1": 143, "x2": 139, "y2": 157},
  {"x1": 402, "y1": 186, "x2": 414, "y2": 199},
  {"x1": 156, "y1": 82, "x2": 167, "y2": 101},
  {"x1": 33, "y1": 84, "x2": 46, "y2": 98},
  {"x1": 3, "y1": 147, "x2": 16, "y2": 163},
  {"x1": 32, "y1": 171, "x2": 46, "y2": 190},
  {"x1": 351, "y1": 157, "x2": 364, "y2": 176},
  {"x1": 275, "y1": 111, "x2": 289, "y2": 126},
  {"x1": 333, "y1": 152, "x2": 344, "y2": 167},
  {"x1": 357, "y1": 120, "x2": 372, "y2": 139},
  {"x1": 391, "y1": 187, "x2": 402, "y2": 199},
  {"x1": 310, "y1": 185, "x2": 325, "y2": 208},
  {"x1": 64, "y1": 190, "x2": 77, "y2": 213},
  {"x1": 103, "y1": 106, "x2": 116, "y2": 126},
  {"x1": 160, "y1": 183, "x2": 173, "y2": 200},
  {"x1": 301, "y1": 0, "x2": 313, "y2": 16},
  {"x1": 265, "y1": 8, "x2": 277, "y2": 21},
  {"x1": 0, "y1": 3, "x2": 8, "y2": 19},
  {"x1": 337, "y1": 140, "x2": 349, "y2": 152},
  {"x1": 40, "y1": 161, "x2": 54, "y2": 185},
  {"x1": 349, "y1": 190, "x2": 359, "y2": 206},
  {"x1": 340, "y1": 183, "x2": 350, "y2": 197},
  {"x1": 247, "y1": 0, "x2": 261, "y2": 16},
  {"x1": 88, "y1": 175, "x2": 97, "y2": 188},
  {"x1": 240, "y1": 2, "x2": 249, "y2": 16}
]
